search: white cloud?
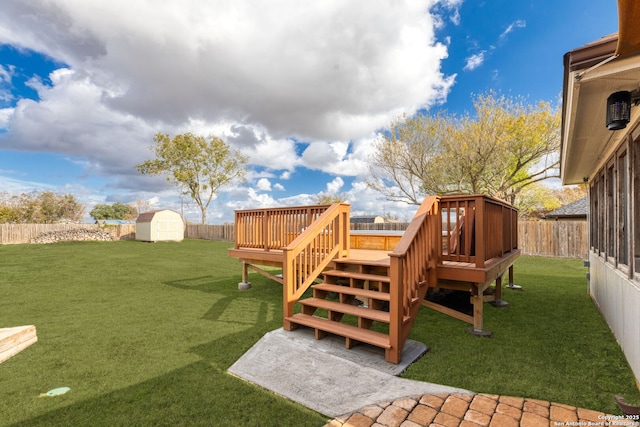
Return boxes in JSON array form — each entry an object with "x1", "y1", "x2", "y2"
[
  {"x1": 280, "y1": 171, "x2": 292, "y2": 180},
  {"x1": 449, "y1": 8, "x2": 461, "y2": 26},
  {"x1": 256, "y1": 178, "x2": 272, "y2": 191},
  {"x1": 463, "y1": 51, "x2": 486, "y2": 71},
  {"x1": 0, "y1": 107, "x2": 13, "y2": 126},
  {"x1": 274, "y1": 183, "x2": 285, "y2": 191},
  {"x1": 301, "y1": 139, "x2": 372, "y2": 176},
  {"x1": 345, "y1": 180, "x2": 417, "y2": 221},
  {"x1": 0, "y1": 65, "x2": 15, "y2": 104},
  {"x1": 0, "y1": 0, "x2": 457, "y2": 219},
  {"x1": 226, "y1": 188, "x2": 280, "y2": 211},
  {"x1": 326, "y1": 177, "x2": 344, "y2": 194},
  {"x1": 225, "y1": 124, "x2": 300, "y2": 171},
  {"x1": 0, "y1": 175, "x2": 56, "y2": 194},
  {"x1": 2, "y1": 67, "x2": 157, "y2": 182},
  {"x1": 500, "y1": 20, "x2": 526, "y2": 40},
  {"x1": 0, "y1": 0, "x2": 453, "y2": 140},
  {"x1": 0, "y1": 65, "x2": 14, "y2": 84}
]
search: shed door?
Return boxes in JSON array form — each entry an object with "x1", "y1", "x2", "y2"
[{"x1": 157, "y1": 220, "x2": 178, "y2": 240}]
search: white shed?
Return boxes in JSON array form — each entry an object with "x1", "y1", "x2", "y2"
[{"x1": 135, "y1": 210, "x2": 184, "y2": 242}]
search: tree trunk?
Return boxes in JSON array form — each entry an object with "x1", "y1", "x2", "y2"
[{"x1": 200, "y1": 206, "x2": 207, "y2": 224}]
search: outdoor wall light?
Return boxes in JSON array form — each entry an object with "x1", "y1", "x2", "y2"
[{"x1": 606, "y1": 91, "x2": 632, "y2": 130}]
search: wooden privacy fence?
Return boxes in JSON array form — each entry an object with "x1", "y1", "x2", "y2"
[
  {"x1": 185, "y1": 223, "x2": 234, "y2": 241},
  {"x1": 1, "y1": 220, "x2": 588, "y2": 258},
  {"x1": 517, "y1": 221, "x2": 587, "y2": 259}
]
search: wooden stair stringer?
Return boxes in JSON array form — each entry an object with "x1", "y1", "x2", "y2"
[{"x1": 398, "y1": 267, "x2": 433, "y2": 347}]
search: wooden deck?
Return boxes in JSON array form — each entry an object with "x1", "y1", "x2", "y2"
[
  {"x1": 228, "y1": 195, "x2": 519, "y2": 363},
  {"x1": 438, "y1": 249, "x2": 521, "y2": 285},
  {"x1": 229, "y1": 244, "x2": 520, "y2": 333}
]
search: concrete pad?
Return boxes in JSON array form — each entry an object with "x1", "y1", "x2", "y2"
[{"x1": 227, "y1": 328, "x2": 470, "y2": 417}]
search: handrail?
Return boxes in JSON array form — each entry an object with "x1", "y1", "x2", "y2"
[
  {"x1": 388, "y1": 196, "x2": 439, "y2": 361},
  {"x1": 234, "y1": 205, "x2": 332, "y2": 251},
  {"x1": 282, "y1": 203, "x2": 350, "y2": 321},
  {"x1": 439, "y1": 195, "x2": 518, "y2": 268}
]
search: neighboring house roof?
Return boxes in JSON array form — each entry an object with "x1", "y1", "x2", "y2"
[
  {"x1": 350, "y1": 215, "x2": 383, "y2": 224},
  {"x1": 544, "y1": 198, "x2": 588, "y2": 219}
]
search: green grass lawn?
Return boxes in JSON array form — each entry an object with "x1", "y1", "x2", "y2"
[{"x1": 0, "y1": 240, "x2": 638, "y2": 426}]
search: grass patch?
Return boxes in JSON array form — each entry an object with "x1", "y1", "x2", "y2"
[
  {"x1": 0, "y1": 241, "x2": 638, "y2": 425},
  {"x1": 0, "y1": 240, "x2": 325, "y2": 426},
  {"x1": 404, "y1": 256, "x2": 640, "y2": 414}
]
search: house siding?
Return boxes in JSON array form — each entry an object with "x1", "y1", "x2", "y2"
[{"x1": 589, "y1": 253, "x2": 640, "y2": 385}]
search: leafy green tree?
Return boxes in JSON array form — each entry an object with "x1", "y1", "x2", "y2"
[
  {"x1": 90, "y1": 204, "x2": 114, "y2": 220},
  {"x1": 0, "y1": 191, "x2": 85, "y2": 223},
  {"x1": 368, "y1": 92, "x2": 561, "y2": 208},
  {"x1": 516, "y1": 184, "x2": 562, "y2": 219},
  {"x1": 112, "y1": 202, "x2": 138, "y2": 220},
  {"x1": 90, "y1": 203, "x2": 137, "y2": 221},
  {"x1": 136, "y1": 132, "x2": 248, "y2": 223},
  {"x1": 0, "y1": 206, "x2": 18, "y2": 223},
  {"x1": 60, "y1": 194, "x2": 86, "y2": 223}
]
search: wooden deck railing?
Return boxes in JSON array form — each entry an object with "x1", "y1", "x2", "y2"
[
  {"x1": 439, "y1": 195, "x2": 518, "y2": 268},
  {"x1": 282, "y1": 203, "x2": 350, "y2": 321},
  {"x1": 388, "y1": 196, "x2": 439, "y2": 363},
  {"x1": 234, "y1": 205, "x2": 332, "y2": 250}
]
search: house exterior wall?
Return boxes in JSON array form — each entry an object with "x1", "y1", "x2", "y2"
[
  {"x1": 586, "y1": 126, "x2": 640, "y2": 387},
  {"x1": 589, "y1": 253, "x2": 640, "y2": 385}
]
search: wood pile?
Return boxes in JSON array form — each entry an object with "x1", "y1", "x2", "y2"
[{"x1": 30, "y1": 228, "x2": 115, "y2": 244}]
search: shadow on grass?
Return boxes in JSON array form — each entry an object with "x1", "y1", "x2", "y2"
[
  {"x1": 10, "y1": 359, "x2": 325, "y2": 427},
  {"x1": 10, "y1": 275, "x2": 326, "y2": 427},
  {"x1": 165, "y1": 275, "x2": 276, "y2": 326}
]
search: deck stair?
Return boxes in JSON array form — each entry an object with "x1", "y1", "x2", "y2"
[{"x1": 285, "y1": 255, "x2": 425, "y2": 361}]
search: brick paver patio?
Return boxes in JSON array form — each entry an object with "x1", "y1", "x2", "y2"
[{"x1": 324, "y1": 393, "x2": 626, "y2": 427}]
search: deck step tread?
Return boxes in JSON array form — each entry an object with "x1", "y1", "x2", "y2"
[
  {"x1": 334, "y1": 258, "x2": 390, "y2": 267},
  {"x1": 323, "y1": 269, "x2": 391, "y2": 283},
  {"x1": 299, "y1": 297, "x2": 390, "y2": 323},
  {"x1": 286, "y1": 313, "x2": 391, "y2": 349},
  {"x1": 312, "y1": 283, "x2": 390, "y2": 301}
]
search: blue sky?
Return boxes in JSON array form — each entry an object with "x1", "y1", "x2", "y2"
[{"x1": 0, "y1": 1, "x2": 619, "y2": 223}]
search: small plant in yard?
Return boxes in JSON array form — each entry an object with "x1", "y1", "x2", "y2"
[{"x1": 0, "y1": 240, "x2": 638, "y2": 426}]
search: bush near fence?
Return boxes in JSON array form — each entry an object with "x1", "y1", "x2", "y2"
[{"x1": 0, "y1": 221, "x2": 588, "y2": 258}]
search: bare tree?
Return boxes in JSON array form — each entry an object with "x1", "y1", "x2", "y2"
[{"x1": 367, "y1": 92, "x2": 561, "y2": 207}]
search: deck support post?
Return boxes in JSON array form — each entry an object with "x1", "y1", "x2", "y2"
[
  {"x1": 490, "y1": 275, "x2": 509, "y2": 307},
  {"x1": 507, "y1": 264, "x2": 522, "y2": 290},
  {"x1": 467, "y1": 284, "x2": 493, "y2": 337},
  {"x1": 238, "y1": 262, "x2": 251, "y2": 290}
]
